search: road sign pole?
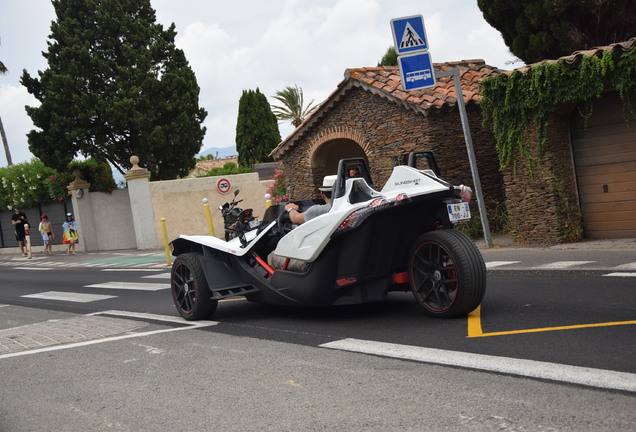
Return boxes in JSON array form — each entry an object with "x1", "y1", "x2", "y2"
[{"x1": 435, "y1": 68, "x2": 493, "y2": 247}]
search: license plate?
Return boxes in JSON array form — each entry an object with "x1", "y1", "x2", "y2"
[
  {"x1": 248, "y1": 219, "x2": 260, "y2": 229},
  {"x1": 447, "y1": 202, "x2": 471, "y2": 222}
]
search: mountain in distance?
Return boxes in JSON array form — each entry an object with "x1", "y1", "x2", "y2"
[{"x1": 197, "y1": 145, "x2": 237, "y2": 159}]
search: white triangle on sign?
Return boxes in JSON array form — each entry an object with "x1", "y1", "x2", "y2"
[{"x1": 400, "y1": 22, "x2": 424, "y2": 49}]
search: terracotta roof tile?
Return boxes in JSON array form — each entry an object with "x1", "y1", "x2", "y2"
[
  {"x1": 270, "y1": 59, "x2": 504, "y2": 158},
  {"x1": 508, "y1": 37, "x2": 636, "y2": 75}
]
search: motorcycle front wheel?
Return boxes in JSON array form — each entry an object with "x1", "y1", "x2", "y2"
[
  {"x1": 408, "y1": 229, "x2": 486, "y2": 318},
  {"x1": 171, "y1": 252, "x2": 218, "y2": 320}
]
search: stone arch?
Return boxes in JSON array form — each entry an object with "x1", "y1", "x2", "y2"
[{"x1": 307, "y1": 126, "x2": 371, "y2": 191}]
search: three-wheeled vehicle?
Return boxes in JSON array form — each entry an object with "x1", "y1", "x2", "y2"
[{"x1": 169, "y1": 151, "x2": 486, "y2": 320}]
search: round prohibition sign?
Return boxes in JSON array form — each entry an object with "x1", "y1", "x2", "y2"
[{"x1": 217, "y1": 178, "x2": 231, "y2": 194}]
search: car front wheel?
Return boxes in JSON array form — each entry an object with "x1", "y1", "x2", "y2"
[{"x1": 171, "y1": 252, "x2": 218, "y2": 320}]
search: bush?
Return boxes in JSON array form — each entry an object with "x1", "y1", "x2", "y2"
[
  {"x1": 266, "y1": 162, "x2": 288, "y2": 204},
  {"x1": 0, "y1": 158, "x2": 117, "y2": 209},
  {"x1": 0, "y1": 159, "x2": 55, "y2": 209}
]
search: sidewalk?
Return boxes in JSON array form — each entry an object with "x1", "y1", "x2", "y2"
[
  {"x1": 0, "y1": 248, "x2": 170, "y2": 269},
  {"x1": 475, "y1": 233, "x2": 636, "y2": 251}
]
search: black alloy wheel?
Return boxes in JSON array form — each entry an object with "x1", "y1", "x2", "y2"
[
  {"x1": 408, "y1": 229, "x2": 486, "y2": 318},
  {"x1": 171, "y1": 252, "x2": 218, "y2": 320}
]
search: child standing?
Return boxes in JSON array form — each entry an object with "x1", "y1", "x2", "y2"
[
  {"x1": 39, "y1": 214, "x2": 54, "y2": 254},
  {"x1": 62, "y1": 213, "x2": 79, "y2": 254}
]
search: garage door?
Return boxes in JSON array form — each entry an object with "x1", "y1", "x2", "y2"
[{"x1": 571, "y1": 92, "x2": 636, "y2": 239}]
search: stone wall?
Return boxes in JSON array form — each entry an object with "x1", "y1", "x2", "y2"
[
  {"x1": 278, "y1": 86, "x2": 504, "y2": 207},
  {"x1": 502, "y1": 113, "x2": 583, "y2": 244}
]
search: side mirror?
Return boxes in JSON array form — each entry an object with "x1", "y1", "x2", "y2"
[{"x1": 234, "y1": 189, "x2": 240, "y2": 197}]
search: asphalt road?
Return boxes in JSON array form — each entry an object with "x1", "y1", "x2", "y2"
[{"x1": 0, "y1": 247, "x2": 635, "y2": 431}]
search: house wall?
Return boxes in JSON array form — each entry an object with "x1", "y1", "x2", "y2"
[
  {"x1": 502, "y1": 112, "x2": 582, "y2": 244},
  {"x1": 278, "y1": 86, "x2": 504, "y2": 209}
]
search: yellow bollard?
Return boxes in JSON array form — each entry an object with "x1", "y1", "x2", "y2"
[
  {"x1": 202, "y1": 198, "x2": 216, "y2": 236},
  {"x1": 264, "y1": 193, "x2": 272, "y2": 208},
  {"x1": 24, "y1": 224, "x2": 32, "y2": 259},
  {"x1": 160, "y1": 217, "x2": 171, "y2": 267}
]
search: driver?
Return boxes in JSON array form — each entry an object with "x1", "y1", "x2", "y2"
[
  {"x1": 284, "y1": 175, "x2": 336, "y2": 224},
  {"x1": 268, "y1": 175, "x2": 336, "y2": 271}
]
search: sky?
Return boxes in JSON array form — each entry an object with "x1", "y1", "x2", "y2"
[{"x1": 0, "y1": 0, "x2": 519, "y2": 167}]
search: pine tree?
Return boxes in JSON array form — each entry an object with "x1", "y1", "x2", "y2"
[
  {"x1": 235, "y1": 88, "x2": 281, "y2": 166},
  {"x1": 20, "y1": 0, "x2": 207, "y2": 179}
]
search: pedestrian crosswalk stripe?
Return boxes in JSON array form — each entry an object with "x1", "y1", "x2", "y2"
[
  {"x1": 535, "y1": 261, "x2": 595, "y2": 269},
  {"x1": 13, "y1": 267, "x2": 53, "y2": 271},
  {"x1": 84, "y1": 282, "x2": 168, "y2": 291},
  {"x1": 21, "y1": 291, "x2": 116, "y2": 303},
  {"x1": 612, "y1": 262, "x2": 636, "y2": 270},
  {"x1": 101, "y1": 268, "x2": 163, "y2": 272},
  {"x1": 141, "y1": 272, "x2": 170, "y2": 279},
  {"x1": 485, "y1": 261, "x2": 520, "y2": 269},
  {"x1": 603, "y1": 272, "x2": 636, "y2": 277}
]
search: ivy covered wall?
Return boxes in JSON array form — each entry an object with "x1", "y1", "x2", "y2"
[{"x1": 480, "y1": 38, "x2": 636, "y2": 244}]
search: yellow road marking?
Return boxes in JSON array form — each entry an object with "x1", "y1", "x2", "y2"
[
  {"x1": 468, "y1": 306, "x2": 636, "y2": 338},
  {"x1": 219, "y1": 298, "x2": 246, "y2": 303}
]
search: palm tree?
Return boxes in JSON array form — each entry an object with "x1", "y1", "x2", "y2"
[
  {"x1": 271, "y1": 84, "x2": 317, "y2": 128},
  {"x1": 0, "y1": 59, "x2": 13, "y2": 166}
]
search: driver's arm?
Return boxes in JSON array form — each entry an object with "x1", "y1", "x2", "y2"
[{"x1": 285, "y1": 203, "x2": 305, "y2": 225}]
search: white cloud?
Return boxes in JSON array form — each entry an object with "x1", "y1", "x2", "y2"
[
  {"x1": 0, "y1": 0, "x2": 518, "y2": 164},
  {"x1": 0, "y1": 84, "x2": 39, "y2": 165}
]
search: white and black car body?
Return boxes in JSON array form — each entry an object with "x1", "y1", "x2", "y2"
[{"x1": 170, "y1": 151, "x2": 487, "y2": 320}]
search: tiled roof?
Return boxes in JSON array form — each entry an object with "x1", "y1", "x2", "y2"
[
  {"x1": 271, "y1": 60, "x2": 504, "y2": 158},
  {"x1": 508, "y1": 37, "x2": 636, "y2": 74},
  {"x1": 187, "y1": 156, "x2": 238, "y2": 178}
]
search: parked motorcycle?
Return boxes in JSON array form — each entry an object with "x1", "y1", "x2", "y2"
[{"x1": 219, "y1": 189, "x2": 259, "y2": 244}]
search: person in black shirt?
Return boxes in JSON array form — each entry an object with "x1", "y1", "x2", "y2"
[{"x1": 11, "y1": 207, "x2": 29, "y2": 256}]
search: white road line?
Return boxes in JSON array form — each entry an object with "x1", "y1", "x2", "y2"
[
  {"x1": 485, "y1": 261, "x2": 520, "y2": 269},
  {"x1": 13, "y1": 267, "x2": 53, "y2": 271},
  {"x1": 612, "y1": 262, "x2": 636, "y2": 271},
  {"x1": 141, "y1": 272, "x2": 171, "y2": 279},
  {"x1": 21, "y1": 291, "x2": 116, "y2": 303},
  {"x1": 535, "y1": 261, "x2": 595, "y2": 269},
  {"x1": 101, "y1": 268, "x2": 163, "y2": 272},
  {"x1": 320, "y1": 338, "x2": 636, "y2": 393},
  {"x1": 603, "y1": 272, "x2": 636, "y2": 277},
  {"x1": 84, "y1": 282, "x2": 168, "y2": 291},
  {"x1": 0, "y1": 313, "x2": 217, "y2": 360}
]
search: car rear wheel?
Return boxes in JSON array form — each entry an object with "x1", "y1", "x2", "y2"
[
  {"x1": 408, "y1": 229, "x2": 486, "y2": 318},
  {"x1": 171, "y1": 253, "x2": 218, "y2": 320}
]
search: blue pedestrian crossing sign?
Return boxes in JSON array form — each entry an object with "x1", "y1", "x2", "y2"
[
  {"x1": 391, "y1": 15, "x2": 428, "y2": 55},
  {"x1": 398, "y1": 51, "x2": 435, "y2": 91}
]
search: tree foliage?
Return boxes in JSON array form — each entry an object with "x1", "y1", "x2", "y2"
[
  {"x1": 0, "y1": 157, "x2": 116, "y2": 209},
  {"x1": 271, "y1": 84, "x2": 317, "y2": 127},
  {"x1": 235, "y1": 88, "x2": 281, "y2": 166},
  {"x1": 21, "y1": 0, "x2": 207, "y2": 180},
  {"x1": 480, "y1": 47, "x2": 636, "y2": 169},
  {"x1": 377, "y1": 47, "x2": 398, "y2": 66},
  {"x1": 477, "y1": 0, "x2": 636, "y2": 64}
]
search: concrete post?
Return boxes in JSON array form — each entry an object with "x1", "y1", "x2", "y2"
[
  {"x1": 124, "y1": 156, "x2": 158, "y2": 249},
  {"x1": 67, "y1": 169, "x2": 96, "y2": 251}
]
